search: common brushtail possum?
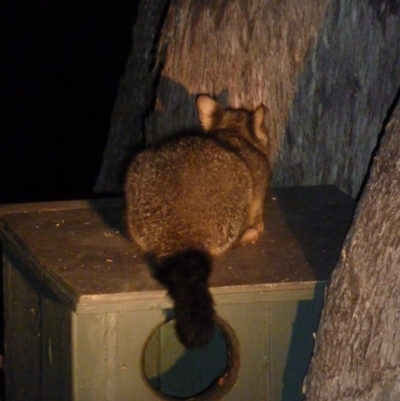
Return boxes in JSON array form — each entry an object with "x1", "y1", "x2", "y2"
[{"x1": 124, "y1": 94, "x2": 271, "y2": 348}]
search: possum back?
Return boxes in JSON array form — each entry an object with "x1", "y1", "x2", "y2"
[
  {"x1": 124, "y1": 94, "x2": 271, "y2": 348},
  {"x1": 125, "y1": 134, "x2": 252, "y2": 258}
]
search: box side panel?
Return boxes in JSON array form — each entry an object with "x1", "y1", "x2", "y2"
[
  {"x1": 41, "y1": 295, "x2": 72, "y2": 401},
  {"x1": 269, "y1": 300, "x2": 300, "y2": 400},
  {"x1": 72, "y1": 309, "x2": 166, "y2": 401},
  {"x1": 4, "y1": 253, "x2": 41, "y2": 401},
  {"x1": 270, "y1": 289, "x2": 325, "y2": 401},
  {"x1": 71, "y1": 312, "x2": 108, "y2": 401},
  {"x1": 108, "y1": 309, "x2": 167, "y2": 401},
  {"x1": 217, "y1": 303, "x2": 271, "y2": 401}
]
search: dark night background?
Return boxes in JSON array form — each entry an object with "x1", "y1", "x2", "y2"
[
  {"x1": 1, "y1": 1, "x2": 139, "y2": 205},
  {"x1": 1, "y1": 2, "x2": 140, "y2": 396}
]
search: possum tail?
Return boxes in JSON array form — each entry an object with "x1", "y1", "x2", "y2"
[{"x1": 153, "y1": 249, "x2": 215, "y2": 348}]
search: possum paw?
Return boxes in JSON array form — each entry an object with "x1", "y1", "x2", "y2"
[
  {"x1": 237, "y1": 222, "x2": 264, "y2": 246},
  {"x1": 237, "y1": 228, "x2": 260, "y2": 246}
]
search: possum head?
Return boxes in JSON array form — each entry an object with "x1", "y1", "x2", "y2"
[{"x1": 196, "y1": 94, "x2": 268, "y2": 147}]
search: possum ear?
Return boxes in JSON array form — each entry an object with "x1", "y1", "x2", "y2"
[
  {"x1": 196, "y1": 95, "x2": 223, "y2": 131},
  {"x1": 253, "y1": 105, "x2": 268, "y2": 144}
]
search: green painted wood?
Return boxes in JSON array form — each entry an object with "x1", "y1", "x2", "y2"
[
  {"x1": 274, "y1": 295, "x2": 325, "y2": 401},
  {"x1": 145, "y1": 320, "x2": 228, "y2": 398},
  {"x1": 3, "y1": 254, "x2": 41, "y2": 401},
  {"x1": 71, "y1": 312, "x2": 109, "y2": 400},
  {"x1": 71, "y1": 309, "x2": 168, "y2": 401},
  {"x1": 216, "y1": 303, "x2": 271, "y2": 400},
  {"x1": 72, "y1": 289, "x2": 324, "y2": 400},
  {"x1": 41, "y1": 295, "x2": 72, "y2": 401},
  {"x1": 0, "y1": 186, "x2": 355, "y2": 400},
  {"x1": 0, "y1": 187, "x2": 355, "y2": 315},
  {"x1": 3, "y1": 253, "x2": 73, "y2": 401}
]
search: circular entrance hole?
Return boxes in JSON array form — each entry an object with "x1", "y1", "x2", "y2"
[{"x1": 142, "y1": 316, "x2": 239, "y2": 400}]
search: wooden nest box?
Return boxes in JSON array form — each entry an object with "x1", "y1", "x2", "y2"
[{"x1": 0, "y1": 186, "x2": 354, "y2": 401}]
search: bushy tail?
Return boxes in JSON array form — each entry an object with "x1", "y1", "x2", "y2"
[{"x1": 154, "y1": 250, "x2": 215, "y2": 348}]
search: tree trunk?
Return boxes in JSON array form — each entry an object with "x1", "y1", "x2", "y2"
[
  {"x1": 144, "y1": 0, "x2": 329, "y2": 166},
  {"x1": 95, "y1": 0, "x2": 400, "y2": 197},
  {"x1": 274, "y1": 1, "x2": 400, "y2": 197},
  {"x1": 94, "y1": 0, "x2": 169, "y2": 193},
  {"x1": 304, "y1": 95, "x2": 400, "y2": 401}
]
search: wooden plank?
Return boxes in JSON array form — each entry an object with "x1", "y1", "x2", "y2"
[
  {"x1": 3, "y1": 254, "x2": 41, "y2": 401},
  {"x1": 71, "y1": 309, "x2": 167, "y2": 401},
  {"x1": 76, "y1": 282, "x2": 324, "y2": 314},
  {"x1": 0, "y1": 186, "x2": 349, "y2": 400},
  {"x1": 71, "y1": 313, "x2": 109, "y2": 401},
  {"x1": 270, "y1": 301, "x2": 300, "y2": 400},
  {"x1": 41, "y1": 295, "x2": 72, "y2": 401},
  {"x1": 0, "y1": 198, "x2": 123, "y2": 214},
  {"x1": 216, "y1": 303, "x2": 270, "y2": 401},
  {"x1": 269, "y1": 293, "x2": 325, "y2": 401},
  {"x1": 0, "y1": 187, "x2": 354, "y2": 313},
  {"x1": 106, "y1": 309, "x2": 166, "y2": 401}
]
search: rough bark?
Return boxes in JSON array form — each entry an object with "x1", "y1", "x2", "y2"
[
  {"x1": 145, "y1": 0, "x2": 330, "y2": 169},
  {"x1": 94, "y1": 0, "x2": 169, "y2": 193},
  {"x1": 304, "y1": 98, "x2": 400, "y2": 400},
  {"x1": 95, "y1": 0, "x2": 400, "y2": 197},
  {"x1": 274, "y1": 0, "x2": 400, "y2": 197}
]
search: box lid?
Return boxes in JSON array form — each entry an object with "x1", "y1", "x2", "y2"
[{"x1": 0, "y1": 186, "x2": 354, "y2": 313}]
